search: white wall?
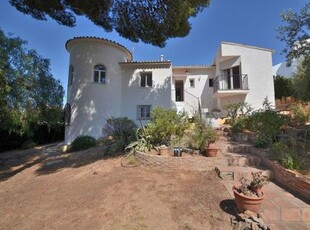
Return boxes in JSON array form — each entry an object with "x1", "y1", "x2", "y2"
[
  {"x1": 65, "y1": 39, "x2": 131, "y2": 144},
  {"x1": 121, "y1": 65, "x2": 172, "y2": 125},
  {"x1": 215, "y1": 42, "x2": 275, "y2": 111},
  {"x1": 172, "y1": 68, "x2": 215, "y2": 117},
  {"x1": 65, "y1": 39, "x2": 276, "y2": 144}
]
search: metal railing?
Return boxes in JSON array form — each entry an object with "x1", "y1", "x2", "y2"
[{"x1": 213, "y1": 74, "x2": 248, "y2": 92}]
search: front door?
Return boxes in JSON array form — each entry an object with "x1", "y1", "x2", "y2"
[{"x1": 175, "y1": 80, "x2": 184, "y2": 101}]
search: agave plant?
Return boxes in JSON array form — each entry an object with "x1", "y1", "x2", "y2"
[{"x1": 125, "y1": 127, "x2": 156, "y2": 154}]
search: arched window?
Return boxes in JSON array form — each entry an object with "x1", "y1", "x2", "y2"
[
  {"x1": 69, "y1": 65, "x2": 74, "y2": 85},
  {"x1": 93, "y1": 65, "x2": 106, "y2": 84},
  {"x1": 64, "y1": 103, "x2": 71, "y2": 126}
]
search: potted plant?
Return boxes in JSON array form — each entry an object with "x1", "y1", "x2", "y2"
[
  {"x1": 205, "y1": 142, "x2": 219, "y2": 157},
  {"x1": 191, "y1": 116, "x2": 219, "y2": 156},
  {"x1": 233, "y1": 171, "x2": 269, "y2": 213},
  {"x1": 204, "y1": 127, "x2": 219, "y2": 157}
]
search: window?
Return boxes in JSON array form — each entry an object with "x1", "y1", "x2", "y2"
[
  {"x1": 209, "y1": 79, "x2": 214, "y2": 87},
  {"x1": 140, "y1": 72, "x2": 152, "y2": 87},
  {"x1": 64, "y1": 103, "x2": 71, "y2": 126},
  {"x1": 94, "y1": 65, "x2": 106, "y2": 84},
  {"x1": 69, "y1": 65, "x2": 74, "y2": 85},
  {"x1": 189, "y1": 79, "x2": 195, "y2": 87},
  {"x1": 137, "y1": 105, "x2": 151, "y2": 119}
]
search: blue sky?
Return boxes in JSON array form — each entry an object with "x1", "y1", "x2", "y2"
[{"x1": 0, "y1": 0, "x2": 307, "y2": 100}]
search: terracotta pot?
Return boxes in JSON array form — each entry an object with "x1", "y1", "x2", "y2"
[
  {"x1": 205, "y1": 143, "x2": 218, "y2": 157},
  {"x1": 232, "y1": 186, "x2": 264, "y2": 213},
  {"x1": 158, "y1": 147, "x2": 169, "y2": 156}
]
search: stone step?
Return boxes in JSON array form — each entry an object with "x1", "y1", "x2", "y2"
[
  {"x1": 224, "y1": 152, "x2": 261, "y2": 167},
  {"x1": 226, "y1": 144, "x2": 253, "y2": 154}
]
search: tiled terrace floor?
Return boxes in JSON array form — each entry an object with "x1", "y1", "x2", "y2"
[{"x1": 221, "y1": 177, "x2": 310, "y2": 230}]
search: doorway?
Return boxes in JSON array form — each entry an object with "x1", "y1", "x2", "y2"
[
  {"x1": 232, "y1": 66, "x2": 241, "y2": 89},
  {"x1": 175, "y1": 80, "x2": 184, "y2": 101}
]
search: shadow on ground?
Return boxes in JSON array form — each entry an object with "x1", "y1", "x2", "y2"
[
  {"x1": 0, "y1": 144, "x2": 54, "y2": 181},
  {"x1": 220, "y1": 199, "x2": 236, "y2": 216},
  {"x1": 35, "y1": 145, "x2": 118, "y2": 175},
  {"x1": 0, "y1": 143, "x2": 120, "y2": 180}
]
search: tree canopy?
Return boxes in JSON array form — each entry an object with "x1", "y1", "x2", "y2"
[
  {"x1": 0, "y1": 28, "x2": 64, "y2": 136},
  {"x1": 9, "y1": 0, "x2": 210, "y2": 47},
  {"x1": 273, "y1": 75, "x2": 293, "y2": 99},
  {"x1": 277, "y1": 3, "x2": 310, "y2": 65},
  {"x1": 291, "y1": 55, "x2": 310, "y2": 101}
]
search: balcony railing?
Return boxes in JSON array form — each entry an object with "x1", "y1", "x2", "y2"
[{"x1": 214, "y1": 74, "x2": 249, "y2": 92}]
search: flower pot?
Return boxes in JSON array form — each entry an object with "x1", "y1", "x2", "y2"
[
  {"x1": 205, "y1": 143, "x2": 218, "y2": 157},
  {"x1": 159, "y1": 146, "x2": 169, "y2": 156},
  {"x1": 232, "y1": 186, "x2": 264, "y2": 213}
]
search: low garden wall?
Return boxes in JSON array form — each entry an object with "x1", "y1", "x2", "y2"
[
  {"x1": 260, "y1": 154, "x2": 310, "y2": 202},
  {"x1": 232, "y1": 132, "x2": 310, "y2": 202},
  {"x1": 135, "y1": 151, "x2": 227, "y2": 172}
]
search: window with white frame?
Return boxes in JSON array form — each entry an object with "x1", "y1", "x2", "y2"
[
  {"x1": 69, "y1": 65, "x2": 74, "y2": 85},
  {"x1": 189, "y1": 79, "x2": 195, "y2": 87},
  {"x1": 93, "y1": 65, "x2": 106, "y2": 84},
  {"x1": 140, "y1": 72, "x2": 152, "y2": 87},
  {"x1": 137, "y1": 105, "x2": 151, "y2": 119}
]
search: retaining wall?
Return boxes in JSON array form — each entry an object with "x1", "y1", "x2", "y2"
[
  {"x1": 232, "y1": 132, "x2": 310, "y2": 202},
  {"x1": 135, "y1": 151, "x2": 227, "y2": 172}
]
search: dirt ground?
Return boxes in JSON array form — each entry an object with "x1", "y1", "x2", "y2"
[{"x1": 0, "y1": 145, "x2": 234, "y2": 230}]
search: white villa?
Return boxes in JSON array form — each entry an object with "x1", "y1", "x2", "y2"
[{"x1": 64, "y1": 37, "x2": 275, "y2": 144}]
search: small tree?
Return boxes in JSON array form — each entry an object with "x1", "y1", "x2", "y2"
[
  {"x1": 291, "y1": 55, "x2": 310, "y2": 101},
  {"x1": 274, "y1": 75, "x2": 293, "y2": 99},
  {"x1": 223, "y1": 102, "x2": 252, "y2": 125},
  {"x1": 277, "y1": 3, "x2": 310, "y2": 65}
]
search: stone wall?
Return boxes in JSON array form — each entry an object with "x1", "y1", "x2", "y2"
[
  {"x1": 249, "y1": 146, "x2": 310, "y2": 202},
  {"x1": 135, "y1": 151, "x2": 227, "y2": 172},
  {"x1": 261, "y1": 156, "x2": 310, "y2": 202}
]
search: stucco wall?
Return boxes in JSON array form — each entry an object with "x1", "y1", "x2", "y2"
[
  {"x1": 218, "y1": 43, "x2": 275, "y2": 111},
  {"x1": 172, "y1": 68, "x2": 216, "y2": 116},
  {"x1": 65, "y1": 39, "x2": 130, "y2": 144},
  {"x1": 121, "y1": 65, "x2": 172, "y2": 125},
  {"x1": 64, "y1": 39, "x2": 276, "y2": 144}
]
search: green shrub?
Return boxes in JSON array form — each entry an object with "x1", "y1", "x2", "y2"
[
  {"x1": 102, "y1": 117, "x2": 137, "y2": 155},
  {"x1": 21, "y1": 140, "x2": 36, "y2": 149},
  {"x1": 223, "y1": 102, "x2": 252, "y2": 126},
  {"x1": 231, "y1": 117, "x2": 249, "y2": 133},
  {"x1": 70, "y1": 135, "x2": 97, "y2": 152},
  {"x1": 189, "y1": 115, "x2": 218, "y2": 152},
  {"x1": 102, "y1": 117, "x2": 137, "y2": 138},
  {"x1": 247, "y1": 100, "x2": 286, "y2": 148},
  {"x1": 268, "y1": 142, "x2": 300, "y2": 170},
  {"x1": 268, "y1": 142, "x2": 291, "y2": 161},
  {"x1": 290, "y1": 104, "x2": 310, "y2": 125},
  {"x1": 281, "y1": 154, "x2": 300, "y2": 170},
  {"x1": 146, "y1": 107, "x2": 189, "y2": 146}
]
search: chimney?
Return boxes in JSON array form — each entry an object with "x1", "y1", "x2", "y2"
[{"x1": 160, "y1": 55, "x2": 164, "y2": 62}]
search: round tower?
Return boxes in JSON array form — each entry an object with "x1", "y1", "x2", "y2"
[{"x1": 65, "y1": 37, "x2": 132, "y2": 144}]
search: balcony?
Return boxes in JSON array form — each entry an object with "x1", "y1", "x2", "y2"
[{"x1": 213, "y1": 74, "x2": 249, "y2": 98}]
